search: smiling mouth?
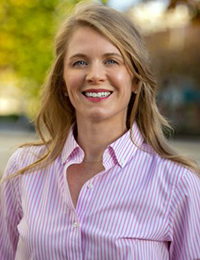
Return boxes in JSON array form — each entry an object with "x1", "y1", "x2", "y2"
[{"x1": 82, "y1": 91, "x2": 112, "y2": 98}]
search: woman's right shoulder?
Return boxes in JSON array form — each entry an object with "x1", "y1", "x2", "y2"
[{"x1": 4, "y1": 144, "x2": 47, "y2": 177}]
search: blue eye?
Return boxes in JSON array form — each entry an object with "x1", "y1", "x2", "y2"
[
  {"x1": 106, "y1": 59, "x2": 118, "y2": 65},
  {"x1": 73, "y1": 60, "x2": 87, "y2": 66}
]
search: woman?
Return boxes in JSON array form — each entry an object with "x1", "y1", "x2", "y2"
[{"x1": 0, "y1": 3, "x2": 200, "y2": 260}]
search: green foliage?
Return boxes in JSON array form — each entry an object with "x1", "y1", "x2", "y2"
[
  {"x1": 99, "y1": 0, "x2": 109, "y2": 4},
  {"x1": 0, "y1": 114, "x2": 19, "y2": 122},
  {"x1": 0, "y1": 0, "x2": 58, "y2": 96},
  {"x1": 0, "y1": 0, "x2": 96, "y2": 98}
]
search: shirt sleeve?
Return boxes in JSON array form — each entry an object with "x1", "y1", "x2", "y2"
[
  {"x1": 0, "y1": 150, "x2": 22, "y2": 260},
  {"x1": 169, "y1": 169, "x2": 200, "y2": 260}
]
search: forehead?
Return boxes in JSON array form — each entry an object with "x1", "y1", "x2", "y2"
[{"x1": 66, "y1": 26, "x2": 121, "y2": 57}]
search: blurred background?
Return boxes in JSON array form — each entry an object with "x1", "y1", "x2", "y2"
[{"x1": 0, "y1": 0, "x2": 200, "y2": 177}]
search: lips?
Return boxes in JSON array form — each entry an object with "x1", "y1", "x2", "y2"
[{"x1": 82, "y1": 89, "x2": 113, "y2": 98}]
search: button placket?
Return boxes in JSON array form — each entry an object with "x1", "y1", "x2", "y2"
[{"x1": 73, "y1": 221, "x2": 79, "y2": 228}]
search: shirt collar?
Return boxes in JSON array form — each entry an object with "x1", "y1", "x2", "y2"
[
  {"x1": 61, "y1": 122, "x2": 144, "y2": 166},
  {"x1": 61, "y1": 126, "x2": 82, "y2": 164},
  {"x1": 109, "y1": 122, "x2": 144, "y2": 167}
]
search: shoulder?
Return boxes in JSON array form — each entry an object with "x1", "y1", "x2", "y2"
[
  {"x1": 141, "y1": 144, "x2": 189, "y2": 179},
  {"x1": 139, "y1": 143, "x2": 200, "y2": 195},
  {"x1": 172, "y1": 166, "x2": 200, "y2": 200},
  {"x1": 154, "y1": 151, "x2": 200, "y2": 186},
  {"x1": 3, "y1": 144, "x2": 47, "y2": 179}
]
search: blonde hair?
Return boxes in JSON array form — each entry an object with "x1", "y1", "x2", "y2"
[{"x1": 3, "y1": 2, "x2": 200, "y2": 181}]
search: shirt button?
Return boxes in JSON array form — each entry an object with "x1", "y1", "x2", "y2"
[
  {"x1": 119, "y1": 160, "x2": 124, "y2": 166},
  {"x1": 106, "y1": 154, "x2": 110, "y2": 159},
  {"x1": 73, "y1": 222, "x2": 78, "y2": 228},
  {"x1": 87, "y1": 182, "x2": 93, "y2": 189}
]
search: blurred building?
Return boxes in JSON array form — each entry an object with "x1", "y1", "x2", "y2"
[{"x1": 128, "y1": 0, "x2": 200, "y2": 136}]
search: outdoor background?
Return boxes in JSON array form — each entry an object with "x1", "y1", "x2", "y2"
[{"x1": 0, "y1": 0, "x2": 200, "y2": 177}]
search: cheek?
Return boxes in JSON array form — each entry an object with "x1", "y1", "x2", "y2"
[
  {"x1": 112, "y1": 69, "x2": 132, "y2": 85},
  {"x1": 116, "y1": 71, "x2": 133, "y2": 100},
  {"x1": 64, "y1": 73, "x2": 84, "y2": 92}
]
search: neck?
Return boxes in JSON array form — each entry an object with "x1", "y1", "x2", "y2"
[{"x1": 76, "y1": 119, "x2": 127, "y2": 162}]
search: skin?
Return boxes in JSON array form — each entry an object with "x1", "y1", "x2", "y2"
[{"x1": 64, "y1": 26, "x2": 135, "y2": 163}]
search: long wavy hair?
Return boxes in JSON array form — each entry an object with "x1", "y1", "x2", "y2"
[{"x1": 3, "y1": 2, "x2": 200, "y2": 181}]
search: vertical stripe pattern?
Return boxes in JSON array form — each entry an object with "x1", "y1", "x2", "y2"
[{"x1": 0, "y1": 123, "x2": 200, "y2": 260}]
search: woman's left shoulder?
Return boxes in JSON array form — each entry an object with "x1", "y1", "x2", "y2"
[
  {"x1": 160, "y1": 155, "x2": 200, "y2": 192},
  {"x1": 148, "y1": 149, "x2": 200, "y2": 187},
  {"x1": 176, "y1": 166, "x2": 200, "y2": 194}
]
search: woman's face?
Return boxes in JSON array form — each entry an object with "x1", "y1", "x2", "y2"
[{"x1": 63, "y1": 26, "x2": 134, "y2": 128}]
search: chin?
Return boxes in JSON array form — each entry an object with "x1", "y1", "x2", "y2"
[{"x1": 87, "y1": 112, "x2": 110, "y2": 122}]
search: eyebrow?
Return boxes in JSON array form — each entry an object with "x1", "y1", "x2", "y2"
[
  {"x1": 103, "y1": 52, "x2": 123, "y2": 58},
  {"x1": 68, "y1": 52, "x2": 123, "y2": 60},
  {"x1": 68, "y1": 54, "x2": 87, "y2": 60}
]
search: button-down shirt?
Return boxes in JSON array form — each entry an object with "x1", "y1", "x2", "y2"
[{"x1": 0, "y1": 123, "x2": 200, "y2": 260}]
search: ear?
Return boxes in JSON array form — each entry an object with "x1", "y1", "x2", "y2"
[{"x1": 132, "y1": 77, "x2": 139, "y2": 94}]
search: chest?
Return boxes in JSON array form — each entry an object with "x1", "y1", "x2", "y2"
[
  {"x1": 18, "y1": 166, "x2": 170, "y2": 260},
  {"x1": 66, "y1": 163, "x2": 104, "y2": 208}
]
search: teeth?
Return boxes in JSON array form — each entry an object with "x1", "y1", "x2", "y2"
[{"x1": 85, "y1": 92, "x2": 111, "y2": 98}]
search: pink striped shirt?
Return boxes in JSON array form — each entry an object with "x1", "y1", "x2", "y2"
[{"x1": 0, "y1": 123, "x2": 200, "y2": 260}]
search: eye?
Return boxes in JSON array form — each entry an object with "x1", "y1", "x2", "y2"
[
  {"x1": 73, "y1": 60, "x2": 87, "y2": 67},
  {"x1": 105, "y1": 59, "x2": 118, "y2": 65}
]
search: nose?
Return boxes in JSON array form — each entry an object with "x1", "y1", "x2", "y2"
[{"x1": 86, "y1": 62, "x2": 106, "y2": 84}]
